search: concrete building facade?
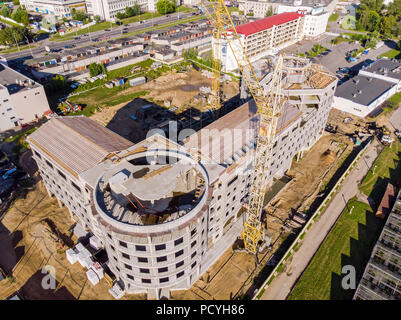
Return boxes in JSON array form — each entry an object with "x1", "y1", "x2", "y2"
[
  {"x1": 27, "y1": 57, "x2": 337, "y2": 299},
  {"x1": 0, "y1": 64, "x2": 50, "y2": 132},
  {"x1": 215, "y1": 12, "x2": 304, "y2": 72},
  {"x1": 354, "y1": 188, "x2": 401, "y2": 300},
  {"x1": 21, "y1": 0, "x2": 86, "y2": 17}
]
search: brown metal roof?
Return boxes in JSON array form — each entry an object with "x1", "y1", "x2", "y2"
[
  {"x1": 184, "y1": 100, "x2": 301, "y2": 164},
  {"x1": 28, "y1": 116, "x2": 133, "y2": 176}
]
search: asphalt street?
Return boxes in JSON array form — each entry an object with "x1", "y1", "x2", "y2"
[{"x1": 2, "y1": 10, "x2": 199, "y2": 62}]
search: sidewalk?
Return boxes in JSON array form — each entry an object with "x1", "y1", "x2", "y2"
[{"x1": 259, "y1": 139, "x2": 380, "y2": 300}]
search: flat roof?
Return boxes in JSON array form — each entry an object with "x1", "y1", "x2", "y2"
[
  {"x1": 363, "y1": 58, "x2": 401, "y2": 81},
  {"x1": 335, "y1": 75, "x2": 395, "y2": 106},
  {"x1": 232, "y1": 12, "x2": 303, "y2": 37},
  {"x1": 0, "y1": 64, "x2": 40, "y2": 94}
]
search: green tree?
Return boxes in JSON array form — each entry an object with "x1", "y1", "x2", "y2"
[
  {"x1": 397, "y1": 40, "x2": 401, "y2": 51},
  {"x1": 88, "y1": 62, "x2": 106, "y2": 77},
  {"x1": 116, "y1": 12, "x2": 126, "y2": 19},
  {"x1": 379, "y1": 15, "x2": 394, "y2": 37},
  {"x1": 13, "y1": 0, "x2": 20, "y2": 5},
  {"x1": 265, "y1": 6, "x2": 273, "y2": 17},
  {"x1": 12, "y1": 7, "x2": 29, "y2": 25},
  {"x1": 94, "y1": 15, "x2": 101, "y2": 23},
  {"x1": 156, "y1": 0, "x2": 175, "y2": 14},
  {"x1": 71, "y1": 8, "x2": 87, "y2": 21},
  {"x1": 0, "y1": 26, "x2": 31, "y2": 46},
  {"x1": 1, "y1": 6, "x2": 12, "y2": 18}
]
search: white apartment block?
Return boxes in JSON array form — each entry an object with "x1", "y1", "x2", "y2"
[
  {"x1": 85, "y1": 0, "x2": 157, "y2": 20},
  {"x1": 21, "y1": 0, "x2": 86, "y2": 18},
  {"x1": 214, "y1": 12, "x2": 304, "y2": 72},
  {"x1": 0, "y1": 64, "x2": 50, "y2": 132},
  {"x1": 238, "y1": 0, "x2": 337, "y2": 18}
]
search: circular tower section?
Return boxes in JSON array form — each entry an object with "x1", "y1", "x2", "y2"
[{"x1": 92, "y1": 148, "x2": 211, "y2": 296}]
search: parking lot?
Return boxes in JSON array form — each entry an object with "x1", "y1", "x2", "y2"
[{"x1": 281, "y1": 36, "x2": 395, "y2": 76}]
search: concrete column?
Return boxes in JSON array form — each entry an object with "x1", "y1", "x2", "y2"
[{"x1": 56, "y1": 197, "x2": 63, "y2": 208}]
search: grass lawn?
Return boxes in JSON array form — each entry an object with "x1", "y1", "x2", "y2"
[
  {"x1": 359, "y1": 141, "x2": 401, "y2": 205},
  {"x1": 0, "y1": 44, "x2": 36, "y2": 54},
  {"x1": 378, "y1": 49, "x2": 401, "y2": 59},
  {"x1": 288, "y1": 198, "x2": 384, "y2": 300},
  {"x1": 68, "y1": 86, "x2": 149, "y2": 117},
  {"x1": 329, "y1": 13, "x2": 339, "y2": 22}
]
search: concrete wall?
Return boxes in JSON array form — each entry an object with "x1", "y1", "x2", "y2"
[{"x1": 0, "y1": 86, "x2": 19, "y2": 132}]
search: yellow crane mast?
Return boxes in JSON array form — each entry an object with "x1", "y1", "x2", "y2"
[{"x1": 200, "y1": 1, "x2": 285, "y2": 256}]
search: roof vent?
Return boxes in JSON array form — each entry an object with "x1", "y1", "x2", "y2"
[
  {"x1": 368, "y1": 77, "x2": 373, "y2": 82},
  {"x1": 358, "y1": 89, "x2": 362, "y2": 94},
  {"x1": 354, "y1": 79, "x2": 360, "y2": 85},
  {"x1": 352, "y1": 93, "x2": 357, "y2": 97}
]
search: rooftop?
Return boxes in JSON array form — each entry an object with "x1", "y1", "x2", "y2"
[
  {"x1": 232, "y1": 12, "x2": 304, "y2": 37},
  {"x1": 0, "y1": 64, "x2": 40, "y2": 94},
  {"x1": 363, "y1": 58, "x2": 401, "y2": 81},
  {"x1": 335, "y1": 74, "x2": 395, "y2": 106},
  {"x1": 27, "y1": 116, "x2": 133, "y2": 177}
]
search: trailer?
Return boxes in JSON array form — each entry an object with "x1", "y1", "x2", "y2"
[{"x1": 129, "y1": 76, "x2": 146, "y2": 87}]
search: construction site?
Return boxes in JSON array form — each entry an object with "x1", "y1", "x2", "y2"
[{"x1": 2, "y1": 2, "x2": 399, "y2": 301}]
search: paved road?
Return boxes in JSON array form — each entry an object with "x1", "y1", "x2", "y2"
[
  {"x1": 259, "y1": 138, "x2": 381, "y2": 300},
  {"x1": 3, "y1": 10, "x2": 198, "y2": 61}
]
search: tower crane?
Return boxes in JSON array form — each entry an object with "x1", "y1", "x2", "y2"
[{"x1": 199, "y1": 1, "x2": 285, "y2": 257}]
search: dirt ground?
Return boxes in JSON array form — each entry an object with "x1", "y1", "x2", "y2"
[
  {"x1": 90, "y1": 69, "x2": 238, "y2": 132},
  {"x1": 0, "y1": 181, "x2": 147, "y2": 300}
]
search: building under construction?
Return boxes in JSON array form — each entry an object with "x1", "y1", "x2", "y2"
[{"x1": 27, "y1": 57, "x2": 337, "y2": 299}]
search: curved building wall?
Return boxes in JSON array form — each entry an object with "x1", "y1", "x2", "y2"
[{"x1": 92, "y1": 149, "x2": 211, "y2": 295}]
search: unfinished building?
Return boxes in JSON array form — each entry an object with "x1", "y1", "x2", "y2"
[
  {"x1": 354, "y1": 189, "x2": 401, "y2": 300},
  {"x1": 27, "y1": 57, "x2": 337, "y2": 299}
]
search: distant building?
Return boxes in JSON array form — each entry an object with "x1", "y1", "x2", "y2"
[
  {"x1": 238, "y1": 0, "x2": 337, "y2": 18},
  {"x1": 21, "y1": 0, "x2": 86, "y2": 18},
  {"x1": 333, "y1": 58, "x2": 401, "y2": 118},
  {"x1": 86, "y1": 0, "x2": 180, "y2": 20},
  {"x1": 0, "y1": 64, "x2": 50, "y2": 132},
  {"x1": 214, "y1": 12, "x2": 304, "y2": 71},
  {"x1": 354, "y1": 187, "x2": 401, "y2": 300}
]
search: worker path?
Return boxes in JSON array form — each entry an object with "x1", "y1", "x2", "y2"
[{"x1": 259, "y1": 139, "x2": 380, "y2": 300}]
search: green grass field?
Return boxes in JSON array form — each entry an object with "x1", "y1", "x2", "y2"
[
  {"x1": 378, "y1": 49, "x2": 401, "y2": 60},
  {"x1": 329, "y1": 13, "x2": 339, "y2": 22},
  {"x1": 359, "y1": 141, "x2": 401, "y2": 205},
  {"x1": 288, "y1": 199, "x2": 384, "y2": 300}
]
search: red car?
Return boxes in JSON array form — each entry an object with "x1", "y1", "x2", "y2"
[{"x1": 102, "y1": 36, "x2": 109, "y2": 40}]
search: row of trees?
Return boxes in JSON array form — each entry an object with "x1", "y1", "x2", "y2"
[
  {"x1": 1, "y1": 6, "x2": 29, "y2": 25},
  {"x1": 116, "y1": 4, "x2": 141, "y2": 19},
  {"x1": 0, "y1": 26, "x2": 31, "y2": 46},
  {"x1": 356, "y1": 0, "x2": 401, "y2": 37}
]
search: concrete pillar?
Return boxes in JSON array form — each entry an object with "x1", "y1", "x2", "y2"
[{"x1": 57, "y1": 197, "x2": 63, "y2": 208}]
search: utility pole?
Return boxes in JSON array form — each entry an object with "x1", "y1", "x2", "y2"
[
  {"x1": 25, "y1": 36, "x2": 33, "y2": 57},
  {"x1": 12, "y1": 31, "x2": 20, "y2": 52}
]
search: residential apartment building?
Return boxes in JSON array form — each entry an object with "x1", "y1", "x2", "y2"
[
  {"x1": 86, "y1": 0, "x2": 159, "y2": 20},
  {"x1": 214, "y1": 12, "x2": 304, "y2": 71},
  {"x1": 0, "y1": 64, "x2": 50, "y2": 132},
  {"x1": 21, "y1": 0, "x2": 86, "y2": 17},
  {"x1": 28, "y1": 57, "x2": 337, "y2": 299},
  {"x1": 354, "y1": 188, "x2": 401, "y2": 300}
]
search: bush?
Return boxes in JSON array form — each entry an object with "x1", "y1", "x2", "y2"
[
  {"x1": 156, "y1": 0, "x2": 176, "y2": 15},
  {"x1": 88, "y1": 62, "x2": 107, "y2": 77}
]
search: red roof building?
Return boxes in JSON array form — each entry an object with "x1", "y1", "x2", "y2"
[{"x1": 233, "y1": 12, "x2": 304, "y2": 37}]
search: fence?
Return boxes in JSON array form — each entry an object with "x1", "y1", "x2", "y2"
[{"x1": 253, "y1": 137, "x2": 373, "y2": 300}]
